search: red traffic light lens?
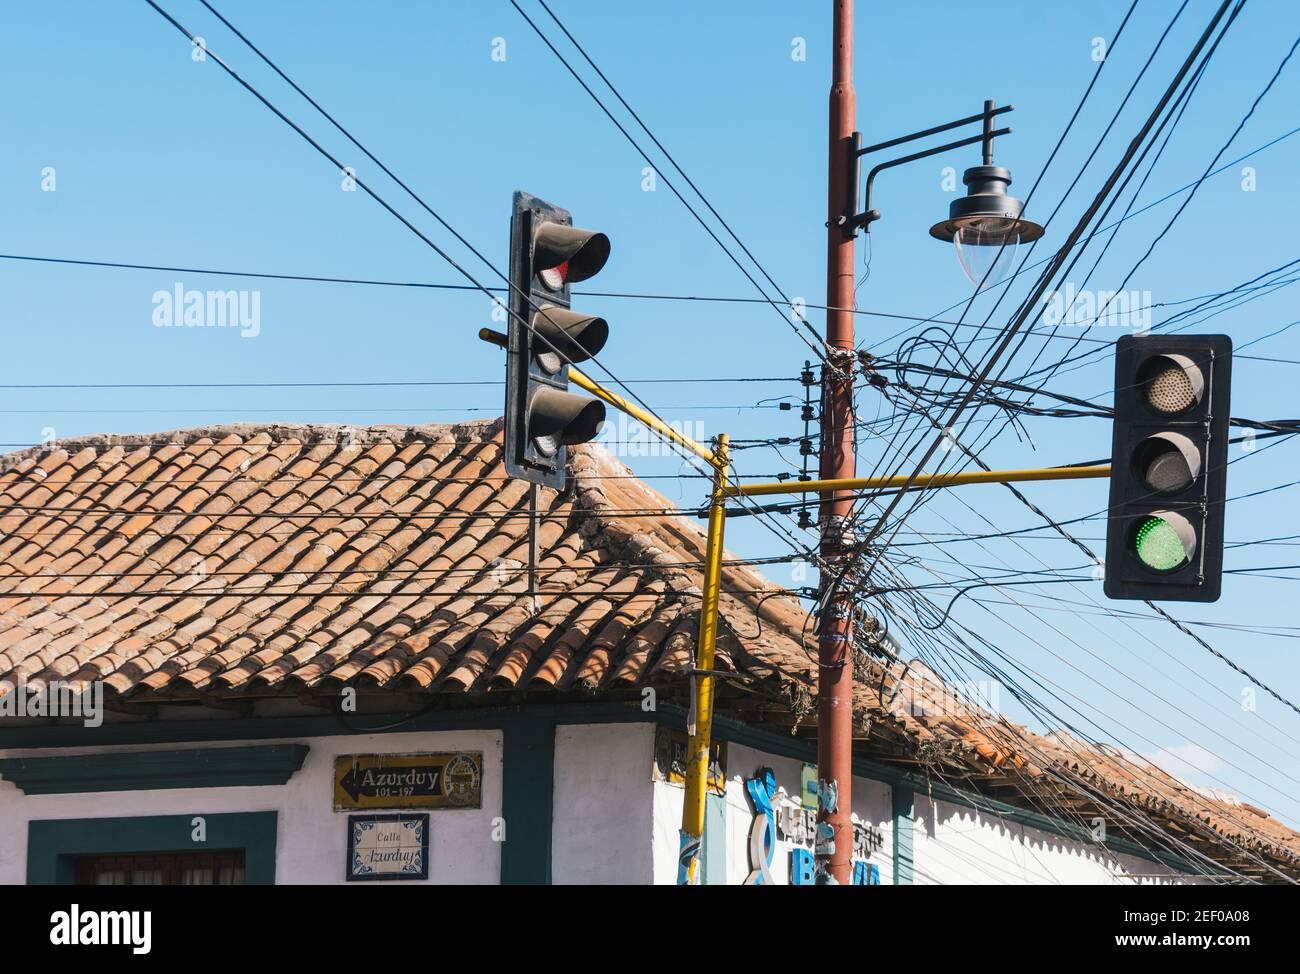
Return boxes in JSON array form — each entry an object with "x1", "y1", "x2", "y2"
[
  {"x1": 539, "y1": 259, "x2": 569, "y2": 291},
  {"x1": 533, "y1": 223, "x2": 610, "y2": 288}
]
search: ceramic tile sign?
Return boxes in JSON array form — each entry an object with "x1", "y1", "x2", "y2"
[
  {"x1": 333, "y1": 752, "x2": 483, "y2": 811},
  {"x1": 346, "y1": 814, "x2": 429, "y2": 881}
]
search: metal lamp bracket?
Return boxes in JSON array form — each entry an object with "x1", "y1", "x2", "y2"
[{"x1": 843, "y1": 101, "x2": 1014, "y2": 237}]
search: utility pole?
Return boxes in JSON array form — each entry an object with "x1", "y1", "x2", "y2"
[{"x1": 817, "y1": 0, "x2": 857, "y2": 886}]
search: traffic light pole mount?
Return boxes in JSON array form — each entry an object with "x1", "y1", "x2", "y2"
[{"x1": 567, "y1": 366, "x2": 718, "y2": 469}]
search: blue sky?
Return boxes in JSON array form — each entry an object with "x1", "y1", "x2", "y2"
[{"x1": 3, "y1": 1, "x2": 1299, "y2": 832}]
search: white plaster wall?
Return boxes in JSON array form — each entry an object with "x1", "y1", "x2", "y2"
[
  {"x1": 910, "y1": 795, "x2": 1194, "y2": 885},
  {"x1": 0, "y1": 730, "x2": 502, "y2": 885},
  {"x1": 552, "y1": 722, "x2": 656, "y2": 885},
  {"x1": 652, "y1": 778, "x2": 687, "y2": 885}
]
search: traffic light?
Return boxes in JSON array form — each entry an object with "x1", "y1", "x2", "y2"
[
  {"x1": 1104, "y1": 334, "x2": 1232, "y2": 602},
  {"x1": 503, "y1": 191, "x2": 610, "y2": 489}
]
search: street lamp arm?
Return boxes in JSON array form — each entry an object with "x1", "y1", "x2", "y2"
[
  {"x1": 854, "y1": 103, "x2": 1013, "y2": 157},
  {"x1": 854, "y1": 127, "x2": 1011, "y2": 232}
]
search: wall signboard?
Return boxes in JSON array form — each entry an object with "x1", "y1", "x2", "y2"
[{"x1": 333, "y1": 752, "x2": 482, "y2": 811}]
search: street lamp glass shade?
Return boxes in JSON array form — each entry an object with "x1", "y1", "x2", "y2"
[
  {"x1": 954, "y1": 218, "x2": 1021, "y2": 289},
  {"x1": 930, "y1": 165, "x2": 1043, "y2": 289}
]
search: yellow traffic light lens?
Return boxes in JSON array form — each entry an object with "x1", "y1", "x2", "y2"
[
  {"x1": 1145, "y1": 364, "x2": 1196, "y2": 413},
  {"x1": 1133, "y1": 515, "x2": 1191, "y2": 571}
]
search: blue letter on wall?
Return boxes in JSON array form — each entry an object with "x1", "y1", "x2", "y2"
[
  {"x1": 851, "y1": 861, "x2": 881, "y2": 885},
  {"x1": 790, "y1": 848, "x2": 816, "y2": 885}
]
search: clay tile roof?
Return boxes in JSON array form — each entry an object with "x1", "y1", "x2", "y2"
[
  {"x1": 0, "y1": 419, "x2": 1295, "y2": 881},
  {"x1": 0, "y1": 420, "x2": 808, "y2": 705}
]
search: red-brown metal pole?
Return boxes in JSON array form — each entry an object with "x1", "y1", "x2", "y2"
[{"x1": 817, "y1": 0, "x2": 856, "y2": 886}]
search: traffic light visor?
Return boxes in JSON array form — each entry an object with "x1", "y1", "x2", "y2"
[
  {"x1": 533, "y1": 222, "x2": 610, "y2": 289},
  {"x1": 531, "y1": 305, "x2": 609, "y2": 374},
  {"x1": 528, "y1": 387, "x2": 606, "y2": 457}
]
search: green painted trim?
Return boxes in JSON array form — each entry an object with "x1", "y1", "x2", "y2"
[
  {"x1": 892, "y1": 787, "x2": 914, "y2": 885},
  {"x1": 499, "y1": 712, "x2": 555, "y2": 885},
  {"x1": 27, "y1": 811, "x2": 277, "y2": 885},
  {"x1": 0, "y1": 744, "x2": 308, "y2": 794},
  {"x1": 0, "y1": 701, "x2": 651, "y2": 750}
]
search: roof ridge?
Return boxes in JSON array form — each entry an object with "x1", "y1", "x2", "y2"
[{"x1": 0, "y1": 419, "x2": 506, "y2": 473}]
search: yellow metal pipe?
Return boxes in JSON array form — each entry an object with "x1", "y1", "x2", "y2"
[
  {"x1": 732, "y1": 464, "x2": 1111, "y2": 498},
  {"x1": 678, "y1": 433, "x2": 729, "y2": 886},
  {"x1": 568, "y1": 366, "x2": 720, "y2": 469}
]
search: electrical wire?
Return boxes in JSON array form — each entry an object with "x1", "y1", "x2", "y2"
[{"x1": 506, "y1": 0, "x2": 827, "y2": 362}]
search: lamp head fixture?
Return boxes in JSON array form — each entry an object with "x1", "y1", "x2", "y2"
[{"x1": 929, "y1": 165, "x2": 1044, "y2": 289}]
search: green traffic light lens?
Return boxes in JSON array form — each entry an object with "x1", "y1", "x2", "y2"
[{"x1": 1133, "y1": 515, "x2": 1190, "y2": 571}]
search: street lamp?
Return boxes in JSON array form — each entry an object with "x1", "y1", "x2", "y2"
[{"x1": 847, "y1": 100, "x2": 1044, "y2": 290}]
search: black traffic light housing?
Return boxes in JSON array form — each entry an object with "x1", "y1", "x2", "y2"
[
  {"x1": 1104, "y1": 334, "x2": 1232, "y2": 602},
  {"x1": 504, "y1": 191, "x2": 610, "y2": 489}
]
